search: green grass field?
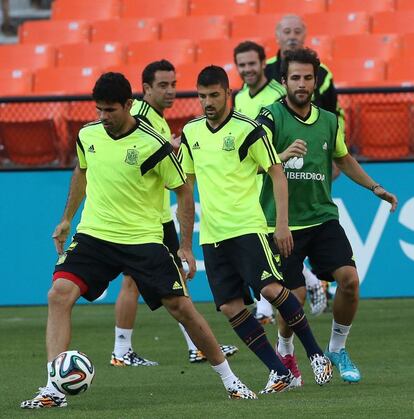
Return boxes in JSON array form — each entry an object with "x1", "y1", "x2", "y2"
[{"x1": 1, "y1": 299, "x2": 413, "y2": 418}]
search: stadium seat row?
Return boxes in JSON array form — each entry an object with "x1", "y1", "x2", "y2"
[
  {"x1": 18, "y1": 10, "x2": 414, "y2": 47},
  {"x1": 49, "y1": 0, "x2": 414, "y2": 21},
  {"x1": 4, "y1": 33, "x2": 414, "y2": 73}
]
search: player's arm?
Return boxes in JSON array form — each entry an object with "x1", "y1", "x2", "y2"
[
  {"x1": 333, "y1": 120, "x2": 398, "y2": 212},
  {"x1": 267, "y1": 164, "x2": 293, "y2": 258},
  {"x1": 172, "y1": 182, "x2": 196, "y2": 279},
  {"x1": 52, "y1": 139, "x2": 87, "y2": 254},
  {"x1": 52, "y1": 162, "x2": 86, "y2": 254},
  {"x1": 246, "y1": 125, "x2": 293, "y2": 257},
  {"x1": 157, "y1": 139, "x2": 196, "y2": 278}
]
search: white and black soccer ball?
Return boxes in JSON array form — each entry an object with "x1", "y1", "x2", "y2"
[{"x1": 50, "y1": 350, "x2": 95, "y2": 395}]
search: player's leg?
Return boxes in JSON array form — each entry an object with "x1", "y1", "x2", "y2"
[
  {"x1": 308, "y1": 220, "x2": 361, "y2": 383},
  {"x1": 326, "y1": 265, "x2": 361, "y2": 382},
  {"x1": 254, "y1": 295, "x2": 275, "y2": 324},
  {"x1": 303, "y1": 264, "x2": 327, "y2": 316},
  {"x1": 21, "y1": 233, "x2": 121, "y2": 409},
  {"x1": 205, "y1": 237, "x2": 302, "y2": 394},
  {"x1": 112, "y1": 275, "x2": 158, "y2": 367}
]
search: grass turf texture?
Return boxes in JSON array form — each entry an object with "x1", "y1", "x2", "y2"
[{"x1": 1, "y1": 299, "x2": 413, "y2": 418}]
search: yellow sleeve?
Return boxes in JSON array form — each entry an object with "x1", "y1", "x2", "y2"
[
  {"x1": 333, "y1": 117, "x2": 348, "y2": 158},
  {"x1": 154, "y1": 149, "x2": 186, "y2": 190},
  {"x1": 255, "y1": 107, "x2": 275, "y2": 142},
  {"x1": 76, "y1": 137, "x2": 87, "y2": 169},
  {"x1": 247, "y1": 126, "x2": 281, "y2": 172},
  {"x1": 179, "y1": 131, "x2": 195, "y2": 174}
]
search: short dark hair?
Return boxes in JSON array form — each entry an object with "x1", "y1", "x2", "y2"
[
  {"x1": 280, "y1": 48, "x2": 320, "y2": 80},
  {"x1": 233, "y1": 41, "x2": 266, "y2": 63},
  {"x1": 197, "y1": 65, "x2": 229, "y2": 90},
  {"x1": 142, "y1": 59, "x2": 175, "y2": 86},
  {"x1": 92, "y1": 72, "x2": 132, "y2": 105}
]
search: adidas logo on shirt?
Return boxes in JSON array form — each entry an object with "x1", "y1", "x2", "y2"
[
  {"x1": 88, "y1": 145, "x2": 96, "y2": 153},
  {"x1": 192, "y1": 142, "x2": 200, "y2": 150},
  {"x1": 172, "y1": 281, "x2": 183, "y2": 290},
  {"x1": 261, "y1": 270, "x2": 272, "y2": 281}
]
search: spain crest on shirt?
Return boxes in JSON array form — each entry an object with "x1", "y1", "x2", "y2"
[
  {"x1": 125, "y1": 149, "x2": 139, "y2": 165},
  {"x1": 222, "y1": 135, "x2": 235, "y2": 151}
]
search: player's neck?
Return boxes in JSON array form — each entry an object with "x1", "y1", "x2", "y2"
[
  {"x1": 248, "y1": 75, "x2": 268, "y2": 97},
  {"x1": 207, "y1": 107, "x2": 231, "y2": 130},
  {"x1": 109, "y1": 115, "x2": 137, "y2": 138},
  {"x1": 143, "y1": 96, "x2": 164, "y2": 116},
  {"x1": 285, "y1": 97, "x2": 311, "y2": 119}
]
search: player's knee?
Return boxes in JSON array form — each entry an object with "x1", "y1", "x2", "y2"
[
  {"x1": 121, "y1": 275, "x2": 139, "y2": 297},
  {"x1": 48, "y1": 280, "x2": 79, "y2": 308},
  {"x1": 219, "y1": 300, "x2": 245, "y2": 319},
  {"x1": 339, "y1": 274, "x2": 359, "y2": 300}
]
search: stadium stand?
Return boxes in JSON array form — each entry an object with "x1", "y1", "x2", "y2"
[
  {"x1": 0, "y1": 43, "x2": 55, "y2": 70},
  {"x1": 304, "y1": 12, "x2": 370, "y2": 36},
  {"x1": 232, "y1": 14, "x2": 284, "y2": 39},
  {"x1": 90, "y1": 19, "x2": 160, "y2": 43},
  {"x1": 387, "y1": 58, "x2": 414, "y2": 85},
  {"x1": 127, "y1": 40, "x2": 196, "y2": 67},
  {"x1": 121, "y1": 0, "x2": 189, "y2": 19},
  {"x1": 189, "y1": 0, "x2": 257, "y2": 16},
  {"x1": 56, "y1": 42, "x2": 125, "y2": 68},
  {"x1": 51, "y1": 0, "x2": 121, "y2": 21},
  {"x1": 396, "y1": 0, "x2": 414, "y2": 11},
  {"x1": 259, "y1": 0, "x2": 326, "y2": 14},
  {"x1": 161, "y1": 15, "x2": 230, "y2": 41},
  {"x1": 327, "y1": 0, "x2": 395, "y2": 13},
  {"x1": 372, "y1": 11, "x2": 414, "y2": 34},
  {"x1": 0, "y1": 69, "x2": 32, "y2": 96},
  {"x1": 19, "y1": 19, "x2": 90, "y2": 44}
]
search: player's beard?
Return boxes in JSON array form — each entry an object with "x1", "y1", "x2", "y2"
[
  {"x1": 204, "y1": 104, "x2": 225, "y2": 121},
  {"x1": 288, "y1": 89, "x2": 313, "y2": 108}
]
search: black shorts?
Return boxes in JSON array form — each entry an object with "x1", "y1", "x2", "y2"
[
  {"x1": 54, "y1": 233, "x2": 187, "y2": 310},
  {"x1": 163, "y1": 220, "x2": 182, "y2": 268},
  {"x1": 277, "y1": 219, "x2": 356, "y2": 290},
  {"x1": 202, "y1": 233, "x2": 283, "y2": 310}
]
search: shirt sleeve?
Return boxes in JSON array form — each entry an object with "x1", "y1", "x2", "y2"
[
  {"x1": 179, "y1": 131, "x2": 195, "y2": 174},
  {"x1": 256, "y1": 107, "x2": 275, "y2": 141},
  {"x1": 333, "y1": 117, "x2": 348, "y2": 158},
  {"x1": 238, "y1": 124, "x2": 281, "y2": 172},
  {"x1": 76, "y1": 137, "x2": 87, "y2": 169},
  {"x1": 153, "y1": 147, "x2": 187, "y2": 190}
]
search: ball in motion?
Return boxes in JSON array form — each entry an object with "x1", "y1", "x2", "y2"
[{"x1": 50, "y1": 350, "x2": 95, "y2": 395}]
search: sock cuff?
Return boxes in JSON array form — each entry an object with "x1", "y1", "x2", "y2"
[
  {"x1": 270, "y1": 287, "x2": 289, "y2": 307},
  {"x1": 229, "y1": 309, "x2": 251, "y2": 327}
]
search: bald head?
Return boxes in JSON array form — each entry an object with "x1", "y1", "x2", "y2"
[{"x1": 276, "y1": 14, "x2": 306, "y2": 56}]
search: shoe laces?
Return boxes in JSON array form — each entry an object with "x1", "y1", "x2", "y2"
[
  {"x1": 284, "y1": 355, "x2": 300, "y2": 377},
  {"x1": 310, "y1": 354, "x2": 327, "y2": 374},
  {"x1": 339, "y1": 349, "x2": 356, "y2": 369}
]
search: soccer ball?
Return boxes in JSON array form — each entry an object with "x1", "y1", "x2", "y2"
[{"x1": 50, "y1": 350, "x2": 95, "y2": 395}]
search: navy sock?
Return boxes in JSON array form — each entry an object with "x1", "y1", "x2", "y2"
[
  {"x1": 229, "y1": 309, "x2": 288, "y2": 374},
  {"x1": 271, "y1": 288, "x2": 323, "y2": 358}
]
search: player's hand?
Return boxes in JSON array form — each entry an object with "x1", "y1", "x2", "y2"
[
  {"x1": 177, "y1": 247, "x2": 196, "y2": 280},
  {"x1": 273, "y1": 225, "x2": 293, "y2": 258},
  {"x1": 52, "y1": 220, "x2": 71, "y2": 254},
  {"x1": 170, "y1": 134, "x2": 181, "y2": 151},
  {"x1": 374, "y1": 187, "x2": 398, "y2": 212},
  {"x1": 279, "y1": 139, "x2": 307, "y2": 162}
]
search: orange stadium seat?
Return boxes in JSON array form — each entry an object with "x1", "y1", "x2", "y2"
[
  {"x1": 56, "y1": 42, "x2": 125, "y2": 68},
  {"x1": 90, "y1": 19, "x2": 160, "y2": 43},
  {"x1": 127, "y1": 40, "x2": 196, "y2": 67},
  {"x1": 0, "y1": 102, "x2": 67, "y2": 166},
  {"x1": 333, "y1": 34, "x2": 401, "y2": 62},
  {"x1": 396, "y1": 0, "x2": 414, "y2": 11},
  {"x1": 259, "y1": 0, "x2": 326, "y2": 14},
  {"x1": 356, "y1": 102, "x2": 411, "y2": 159},
  {"x1": 19, "y1": 20, "x2": 90, "y2": 45},
  {"x1": 372, "y1": 11, "x2": 414, "y2": 34},
  {"x1": 33, "y1": 66, "x2": 103, "y2": 95},
  {"x1": 327, "y1": 0, "x2": 395, "y2": 13},
  {"x1": 232, "y1": 14, "x2": 284, "y2": 39},
  {"x1": 197, "y1": 39, "x2": 241, "y2": 67},
  {"x1": 401, "y1": 33, "x2": 414, "y2": 59},
  {"x1": 329, "y1": 59, "x2": 386, "y2": 87},
  {"x1": 306, "y1": 35, "x2": 333, "y2": 62},
  {"x1": 387, "y1": 58, "x2": 414, "y2": 85},
  {"x1": 121, "y1": 0, "x2": 189, "y2": 18},
  {"x1": 105, "y1": 64, "x2": 144, "y2": 92},
  {"x1": 189, "y1": 0, "x2": 257, "y2": 16},
  {"x1": 0, "y1": 44, "x2": 56, "y2": 71},
  {"x1": 51, "y1": 0, "x2": 121, "y2": 21},
  {"x1": 305, "y1": 12, "x2": 370, "y2": 36},
  {"x1": 0, "y1": 69, "x2": 32, "y2": 97},
  {"x1": 175, "y1": 62, "x2": 241, "y2": 91},
  {"x1": 162, "y1": 16, "x2": 230, "y2": 41}
]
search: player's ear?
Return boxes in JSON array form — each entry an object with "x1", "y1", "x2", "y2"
[
  {"x1": 143, "y1": 82, "x2": 151, "y2": 95},
  {"x1": 125, "y1": 98, "x2": 133, "y2": 111}
]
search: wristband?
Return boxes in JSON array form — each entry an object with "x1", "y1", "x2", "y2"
[{"x1": 370, "y1": 184, "x2": 382, "y2": 192}]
